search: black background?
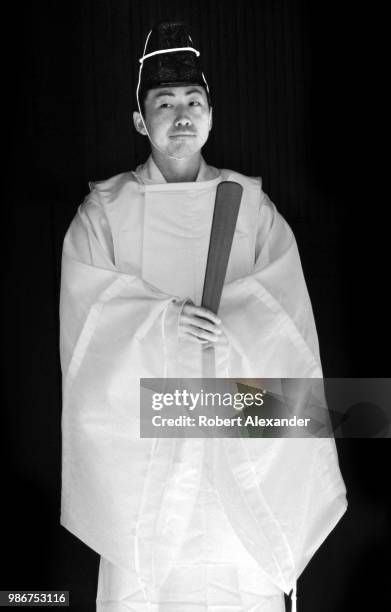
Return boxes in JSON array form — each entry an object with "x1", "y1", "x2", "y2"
[{"x1": 2, "y1": 1, "x2": 390, "y2": 610}]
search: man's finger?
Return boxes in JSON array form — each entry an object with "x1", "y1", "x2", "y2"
[
  {"x1": 183, "y1": 304, "x2": 221, "y2": 325},
  {"x1": 182, "y1": 317, "x2": 222, "y2": 334},
  {"x1": 182, "y1": 334, "x2": 209, "y2": 344},
  {"x1": 186, "y1": 327, "x2": 219, "y2": 342}
]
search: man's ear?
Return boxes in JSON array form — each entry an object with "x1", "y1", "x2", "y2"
[
  {"x1": 208, "y1": 107, "x2": 213, "y2": 131},
  {"x1": 133, "y1": 111, "x2": 147, "y2": 136}
]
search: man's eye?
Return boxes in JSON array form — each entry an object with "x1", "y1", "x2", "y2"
[
  {"x1": 189, "y1": 100, "x2": 201, "y2": 106},
  {"x1": 159, "y1": 103, "x2": 172, "y2": 108}
]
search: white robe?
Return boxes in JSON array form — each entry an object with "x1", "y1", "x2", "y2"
[{"x1": 59, "y1": 156, "x2": 348, "y2": 611}]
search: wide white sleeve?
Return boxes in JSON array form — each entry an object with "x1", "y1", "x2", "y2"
[
  {"x1": 219, "y1": 189, "x2": 322, "y2": 378},
  {"x1": 59, "y1": 195, "x2": 191, "y2": 574},
  {"x1": 60, "y1": 195, "x2": 188, "y2": 388},
  {"x1": 215, "y1": 185, "x2": 348, "y2": 600}
]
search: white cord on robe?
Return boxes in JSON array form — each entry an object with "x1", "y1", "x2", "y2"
[{"x1": 290, "y1": 582, "x2": 297, "y2": 612}]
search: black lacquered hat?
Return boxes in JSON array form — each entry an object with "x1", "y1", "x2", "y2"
[{"x1": 137, "y1": 21, "x2": 211, "y2": 111}]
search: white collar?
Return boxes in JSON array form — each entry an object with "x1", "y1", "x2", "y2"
[{"x1": 136, "y1": 155, "x2": 220, "y2": 184}]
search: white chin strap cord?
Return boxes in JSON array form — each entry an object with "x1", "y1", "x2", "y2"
[{"x1": 136, "y1": 29, "x2": 211, "y2": 161}]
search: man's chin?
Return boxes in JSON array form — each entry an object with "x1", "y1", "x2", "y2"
[{"x1": 166, "y1": 145, "x2": 201, "y2": 159}]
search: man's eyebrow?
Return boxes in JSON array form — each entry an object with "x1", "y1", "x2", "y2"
[
  {"x1": 184, "y1": 88, "x2": 204, "y2": 96},
  {"x1": 153, "y1": 87, "x2": 205, "y2": 100}
]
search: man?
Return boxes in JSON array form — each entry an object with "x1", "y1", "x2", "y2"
[{"x1": 60, "y1": 21, "x2": 348, "y2": 611}]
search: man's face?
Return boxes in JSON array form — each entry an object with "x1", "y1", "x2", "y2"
[{"x1": 134, "y1": 84, "x2": 212, "y2": 158}]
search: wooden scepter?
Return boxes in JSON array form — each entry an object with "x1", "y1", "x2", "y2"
[{"x1": 201, "y1": 181, "x2": 243, "y2": 378}]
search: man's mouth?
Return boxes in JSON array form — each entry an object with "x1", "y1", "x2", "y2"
[{"x1": 169, "y1": 133, "x2": 196, "y2": 138}]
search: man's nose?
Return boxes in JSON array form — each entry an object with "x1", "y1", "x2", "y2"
[{"x1": 174, "y1": 113, "x2": 192, "y2": 127}]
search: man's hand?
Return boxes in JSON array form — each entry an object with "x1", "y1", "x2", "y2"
[{"x1": 178, "y1": 303, "x2": 225, "y2": 345}]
